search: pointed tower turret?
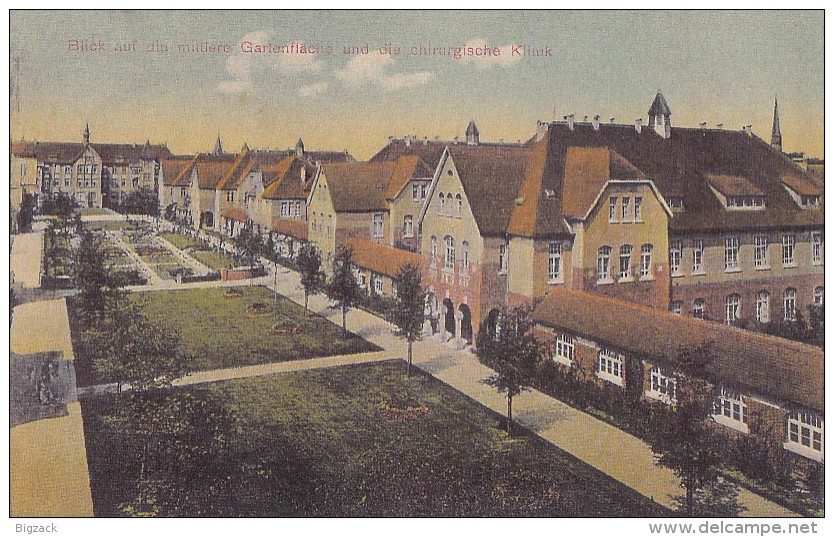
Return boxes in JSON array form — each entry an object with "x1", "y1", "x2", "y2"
[
  {"x1": 83, "y1": 123, "x2": 90, "y2": 144},
  {"x1": 771, "y1": 96, "x2": 782, "y2": 153},
  {"x1": 647, "y1": 92, "x2": 671, "y2": 139},
  {"x1": 213, "y1": 134, "x2": 223, "y2": 156},
  {"x1": 465, "y1": 119, "x2": 479, "y2": 145},
  {"x1": 295, "y1": 138, "x2": 305, "y2": 157},
  {"x1": 241, "y1": 142, "x2": 250, "y2": 153}
]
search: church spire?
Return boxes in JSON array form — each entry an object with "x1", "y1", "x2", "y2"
[
  {"x1": 213, "y1": 134, "x2": 223, "y2": 155},
  {"x1": 771, "y1": 96, "x2": 782, "y2": 153},
  {"x1": 465, "y1": 119, "x2": 479, "y2": 145},
  {"x1": 295, "y1": 138, "x2": 305, "y2": 157},
  {"x1": 83, "y1": 123, "x2": 90, "y2": 144}
]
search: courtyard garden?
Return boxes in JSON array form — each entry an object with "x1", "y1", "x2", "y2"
[
  {"x1": 68, "y1": 285, "x2": 379, "y2": 387},
  {"x1": 80, "y1": 361, "x2": 669, "y2": 517}
]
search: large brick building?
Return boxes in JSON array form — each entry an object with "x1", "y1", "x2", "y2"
[{"x1": 11, "y1": 125, "x2": 172, "y2": 209}]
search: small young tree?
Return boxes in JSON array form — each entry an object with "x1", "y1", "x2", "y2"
[
  {"x1": 389, "y1": 263, "x2": 425, "y2": 377},
  {"x1": 326, "y1": 244, "x2": 361, "y2": 338},
  {"x1": 296, "y1": 242, "x2": 325, "y2": 315},
  {"x1": 649, "y1": 343, "x2": 730, "y2": 516},
  {"x1": 17, "y1": 193, "x2": 35, "y2": 232},
  {"x1": 235, "y1": 226, "x2": 264, "y2": 268},
  {"x1": 477, "y1": 304, "x2": 542, "y2": 434}
]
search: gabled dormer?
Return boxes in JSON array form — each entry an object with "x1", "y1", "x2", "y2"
[{"x1": 706, "y1": 174, "x2": 766, "y2": 210}]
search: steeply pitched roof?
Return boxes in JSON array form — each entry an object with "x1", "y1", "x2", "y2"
[
  {"x1": 537, "y1": 122, "x2": 823, "y2": 233},
  {"x1": 648, "y1": 92, "x2": 671, "y2": 116},
  {"x1": 447, "y1": 144, "x2": 536, "y2": 236},
  {"x1": 261, "y1": 157, "x2": 317, "y2": 201},
  {"x1": 172, "y1": 152, "x2": 239, "y2": 189},
  {"x1": 533, "y1": 288, "x2": 824, "y2": 412},
  {"x1": 384, "y1": 156, "x2": 433, "y2": 200},
  {"x1": 321, "y1": 161, "x2": 398, "y2": 212},
  {"x1": 781, "y1": 173, "x2": 823, "y2": 196},
  {"x1": 345, "y1": 238, "x2": 421, "y2": 279},
  {"x1": 161, "y1": 156, "x2": 194, "y2": 187}
]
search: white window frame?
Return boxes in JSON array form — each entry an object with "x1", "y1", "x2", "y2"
[
  {"x1": 670, "y1": 301, "x2": 682, "y2": 315},
  {"x1": 725, "y1": 294, "x2": 741, "y2": 325},
  {"x1": 372, "y1": 273, "x2": 384, "y2": 294},
  {"x1": 813, "y1": 286, "x2": 824, "y2": 306},
  {"x1": 712, "y1": 387, "x2": 749, "y2": 433},
  {"x1": 462, "y1": 241, "x2": 470, "y2": 272},
  {"x1": 647, "y1": 365, "x2": 677, "y2": 404},
  {"x1": 548, "y1": 242, "x2": 563, "y2": 284},
  {"x1": 621, "y1": 196, "x2": 631, "y2": 222},
  {"x1": 403, "y1": 215, "x2": 414, "y2": 238},
  {"x1": 692, "y1": 238, "x2": 705, "y2": 275},
  {"x1": 455, "y1": 194, "x2": 462, "y2": 218},
  {"x1": 597, "y1": 246, "x2": 612, "y2": 283},
  {"x1": 597, "y1": 348, "x2": 624, "y2": 386},
  {"x1": 669, "y1": 239, "x2": 683, "y2": 276},
  {"x1": 444, "y1": 236, "x2": 456, "y2": 270},
  {"x1": 783, "y1": 288, "x2": 796, "y2": 321},
  {"x1": 412, "y1": 183, "x2": 420, "y2": 202},
  {"x1": 692, "y1": 299, "x2": 705, "y2": 319},
  {"x1": 811, "y1": 231, "x2": 823, "y2": 265},
  {"x1": 755, "y1": 291, "x2": 770, "y2": 323},
  {"x1": 429, "y1": 236, "x2": 438, "y2": 267},
  {"x1": 782, "y1": 234, "x2": 796, "y2": 267},
  {"x1": 753, "y1": 235, "x2": 769, "y2": 269},
  {"x1": 724, "y1": 236, "x2": 740, "y2": 271},
  {"x1": 640, "y1": 244, "x2": 653, "y2": 280},
  {"x1": 619, "y1": 244, "x2": 633, "y2": 281},
  {"x1": 634, "y1": 196, "x2": 643, "y2": 222},
  {"x1": 609, "y1": 197, "x2": 618, "y2": 223},
  {"x1": 785, "y1": 411, "x2": 824, "y2": 462},
  {"x1": 372, "y1": 212, "x2": 384, "y2": 238},
  {"x1": 552, "y1": 333, "x2": 574, "y2": 366}
]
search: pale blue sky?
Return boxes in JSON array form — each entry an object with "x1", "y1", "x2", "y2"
[{"x1": 10, "y1": 10, "x2": 824, "y2": 159}]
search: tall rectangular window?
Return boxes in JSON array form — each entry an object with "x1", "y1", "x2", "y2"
[
  {"x1": 724, "y1": 236, "x2": 739, "y2": 270},
  {"x1": 372, "y1": 212, "x2": 384, "y2": 238},
  {"x1": 412, "y1": 183, "x2": 420, "y2": 201},
  {"x1": 609, "y1": 197, "x2": 618, "y2": 223},
  {"x1": 754, "y1": 236, "x2": 768, "y2": 268},
  {"x1": 640, "y1": 244, "x2": 653, "y2": 279},
  {"x1": 621, "y1": 196, "x2": 631, "y2": 222},
  {"x1": 713, "y1": 387, "x2": 749, "y2": 432},
  {"x1": 597, "y1": 246, "x2": 612, "y2": 282},
  {"x1": 499, "y1": 244, "x2": 508, "y2": 274},
  {"x1": 782, "y1": 234, "x2": 796, "y2": 266},
  {"x1": 669, "y1": 240, "x2": 683, "y2": 276},
  {"x1": 619, "y1": 245, "x2": 633, "y2": 280},
  {"x1": 648, "y1": 366, "x2": 677, "y2": 404},
  {"x1": 548, "y1": 242, "x2": 562, "y2": 283},
  {"x1": 692, "y1": 239, "x2": 704, "y2": 274},
  {"x1": 811, "y1": 231, "x2": 822, "y2": 264},
  {"x1": 634, "y1": 196, "x2": 642, "y2": 221},
  {"x1": 553, "y1": 333, "x2": 574, "y2": 365},
  {"x1": 403, "y1": 215, "x2": 414, "y2": 238}
]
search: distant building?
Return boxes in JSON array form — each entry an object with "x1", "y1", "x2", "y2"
[{"x1": 10, "y1": 125, "x2": 172, "y2": 209}]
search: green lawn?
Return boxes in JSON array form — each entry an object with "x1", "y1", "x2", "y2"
[
  {"x1": 84, "y1": 220, "x2": 151, "y2": 232},
  {"x1": 160, "y1": 232, "x2": 203, "y2": 251},
  {"x1": 189, "y1": 250, "x2": 237, "y2": 270},
  {"x1": 147, "y1": 262, "x2": 190, "y2": 280},
  {"x1": 68, "y1": 286, "x2": 379, "y2": 386},
  {"x1": 80, "y1": 361, "x2": 669, "y2": 517}
]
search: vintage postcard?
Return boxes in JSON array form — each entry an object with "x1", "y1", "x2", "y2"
[{"x1": 7, "y1": 8, "x2": 825, "y2": 528}]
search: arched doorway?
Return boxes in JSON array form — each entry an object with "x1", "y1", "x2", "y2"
[
  {"x1": 484, "y1": 308, "x2": 501, "y2": 340},
  {"x1": 459, "y1": 304, "x2": 473, "y2": 343},
  {"x1": 443, "y1": 298, "x2": 455, "y2": 337}
]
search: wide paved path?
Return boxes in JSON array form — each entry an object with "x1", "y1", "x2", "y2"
[
  {"x1": 262, "y1": 265, "x2": 798, "y2": 517},
  {"x1": 10, "y1": 299, "x2": 95, "y2": 517},
  {"x1": 10, "y1": 226, "x2": 44, "y2": 288}
]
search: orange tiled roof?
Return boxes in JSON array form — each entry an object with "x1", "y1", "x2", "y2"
[
  {"x1": 781, "y1": 173, "x2": 822, "y2": 196},
  {"x1": 384, "y1": 155, "x2": 433, "y2": 200},
  {"x1": 161, "y1": 156, "x2": 195, "y2": 187},
  {"x1": 270, "y1": 217, "x2": 308, "y2": 240},
  {"x1": 345, "y1": 238, "x2": 421, "y2": 279},
  {"x1": 261, "y1": 157, "x2": 316, "y2": 200},
  {"x1": 221, "y1": 207, "x2": 248, "y2": 222},
  {"x1": 533, "y1": 287, "x2": 824, "y2": 412}
]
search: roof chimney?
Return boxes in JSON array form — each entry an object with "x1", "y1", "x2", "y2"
[
  {"x1": 609, "y1": 117, "x2": 615, "y2": 124},
  {"x1": 592, "y1": 115, "x2": 600, "y2": 131},
  {"x1": 535, "y1": 120, "x2": 549, "y2": 141},
  {"x1": 583, "y1": 115, "x2": 589, "y2": 123},
  {"x1": 635, "y1": 118, "x2": 643, "y2": 134},
  {"x1": 699, "y1": 122, "x2": 707, "y2": 128},
  {"x1": 716, "y1": 123, "x2": 724, "y2": 130},
  {"x1": 743, "y1": 125, "x2": 753, "y2": 137},
  {"x1": 564, "y1": 114, "x2": 575, "y2": 130}
]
